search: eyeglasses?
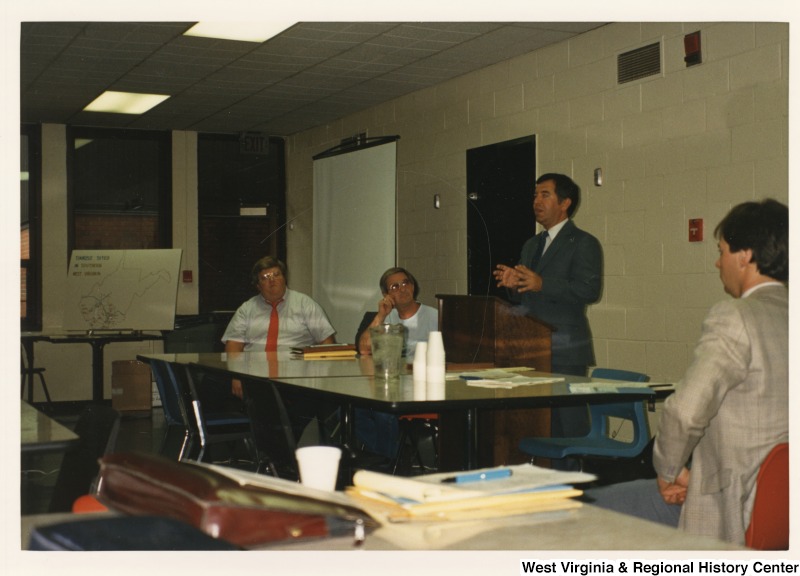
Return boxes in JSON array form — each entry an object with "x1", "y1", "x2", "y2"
[
  {"x1": 259, "y1": 271, "x2": 283, "y2": 281},
  {"x1": 388, "y1": 278, "x2": 412, "y2": 292}
]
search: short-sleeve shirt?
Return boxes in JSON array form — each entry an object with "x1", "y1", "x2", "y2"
[
  {"x1": 385, "y1": 304, "x2": 439, "y2": 359},
  {"x1": 221, "y1": 288, "x2": 335, "y2": 351}
]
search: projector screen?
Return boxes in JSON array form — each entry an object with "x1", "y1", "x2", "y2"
[{"x1": 312, "y1": 141, "x2": 397, "y2": 345}]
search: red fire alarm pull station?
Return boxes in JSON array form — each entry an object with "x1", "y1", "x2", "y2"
[
  {"x1": 684, "y1": 31, "x2": 702, "y2": 67},
  {"x1": 182, "y1": 270, "x2": 193, "y2": 283},
  {"x1": 689, "y1": 219, "x2": 703, "y2": 242}
]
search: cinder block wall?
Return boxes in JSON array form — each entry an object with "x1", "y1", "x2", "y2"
[{"x1": 285, "y1": 21, "x2": 789, "y2": 383}]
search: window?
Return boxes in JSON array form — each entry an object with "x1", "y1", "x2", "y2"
[
  {"x1": 21, "y1": 125, "x2": 41, "y2": 331},
  {"x1": 69, "y1": 127, "x2": 172, "y2": 251}
]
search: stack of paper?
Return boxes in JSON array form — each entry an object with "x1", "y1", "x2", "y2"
[
  {"x1": 290, "y1": 344, "x2": 357, "y2": 360},
  {"x1": 454, "y1": 369, "x2": 565, "y2": 389},
  {"x1": 346, "y1": 464, "x2": 594, "y2": 522}
]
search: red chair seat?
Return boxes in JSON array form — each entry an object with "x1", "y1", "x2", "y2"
[
  {"x1": 72, "y1": 494, "x2": 109, "y2": 514},
  {"x1": 745, "y1": 443, "x2": 788, "y2": 550}
]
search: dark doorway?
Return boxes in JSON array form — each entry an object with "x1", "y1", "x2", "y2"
[
  {"x1": 466, "y1": 135, "x2": 537, "y2": 299},
  {"x1": 197, "y1": 134, "x2": 286, "y2": 312}
]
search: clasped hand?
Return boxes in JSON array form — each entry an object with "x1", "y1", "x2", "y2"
[
  {"x1": 657, "y1": 467, "x2": 690, "y2": 505},
  {"x1": 494, "y1": 264, "x2": 543, "y2": 293}
]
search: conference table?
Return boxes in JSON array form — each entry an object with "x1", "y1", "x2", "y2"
[
  {"x1": 139, "y1": 352, "x2": 664, "y2": 471},
  {"x1": 22, "y1": 331, "x2": 164, "y2": 402},
  {"x1": 20, "y1": 400, "x2": 79, "y2": 454},
  {"x1": 20, "y1": 501, "x2": 742, "y2": 552}
]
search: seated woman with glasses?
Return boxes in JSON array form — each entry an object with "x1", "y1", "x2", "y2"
[
  {"x1": 355, "y1": 267, "x2": 438, "y2": 360},
  {"x1": 354, "y1": 267, "x2": 439, "y2": 462}
]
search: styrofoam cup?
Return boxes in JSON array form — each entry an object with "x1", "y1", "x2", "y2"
[
  {"x1": 295, "y1": 446, "x2": 342, "y2": 491},
  {"x1": 413, "y1": 341, "x2": 428, "y2": 382}
]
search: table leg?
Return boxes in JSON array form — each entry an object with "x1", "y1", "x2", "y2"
[
  {"x1": 465, "y1": 407, "x2": 478, "y2": 470},
  {"x1": 22, "y1": 339, "x2": 35, "y2": 404},
  {"x1": 91, "y1": 341, "x2": 107, "y2": 402}
]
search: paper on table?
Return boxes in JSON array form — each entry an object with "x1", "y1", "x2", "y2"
[
  {"x1": 352, "y1": 464, "x2": 594, "y2": 502},
  {"x1": 348, "y1": 464, "x2": 593, "y2": 523},
  {"x1": 445, "y1": 367, "x2": 537, "y2": 380},
  {"x1": 351, "y1": 469, "x2": 483, "y2": 502},
  {"x1": 459, "y1": 369, "x2": 565, "y2": 388},
  {"x1": 347, "y1": 485, "x2": 584, "y2": 522},
  {"x1": 206, "y1": 462, "x2": 359, "y2": 509},
  {"x1": 464, "y1": 380, "x2": 516, "y2": 389},
  {"x1": 416, "y1": 464, "x2": 595, "y2": 495},
  {"x1": 568, "y1": 381, "x2": 652, "y2": 394}
]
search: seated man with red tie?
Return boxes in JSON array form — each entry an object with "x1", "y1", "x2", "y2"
[
  {"x1": 221, "y1": 255, "x2": 336, "y2": 395},
  {"x1": 213, "y1": 256, "x2": 337, "y2": 436}
]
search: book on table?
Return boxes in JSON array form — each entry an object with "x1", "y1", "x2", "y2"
[
  {"x1": 345, "y1": 464, "x2": 596, "y2": 522},
  {"x1": 290, "y1": 343, "x2": 358, "y2": 359}
]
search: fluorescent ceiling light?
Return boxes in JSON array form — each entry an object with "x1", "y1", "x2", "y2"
[
  {"x1": 83, "y1": 91, "x2": 169, "y2": 115},
  {"x1": 183, "y1": 22, "x2": 293, "y2": 43}
]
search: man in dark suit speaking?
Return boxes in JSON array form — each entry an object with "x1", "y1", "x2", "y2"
[{"x1": 494, "y1": 173, "x2": 602, "y2": 438}]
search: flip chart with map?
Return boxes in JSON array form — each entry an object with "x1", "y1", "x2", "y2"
[{"x1": 64, "y1": 249, "x2": 182, "y2": 331}]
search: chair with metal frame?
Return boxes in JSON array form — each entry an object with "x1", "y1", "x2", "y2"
[
  {"x1": 168, "y1": 362, "x2": 257, "y2": 466},
  {"x1": 518, "y1": 368, "x2": 652, "y2": 469},
  {"x1": 240, "y1": 378, "x2": 299, "y2": 478},
  {"x1": 21, "y1": 345, "x2": 52, "y2": 404},
  {"x1": 149, "y1": 358, "x2": 194, "y2": 461},
  {"x1": 392, "y1": 413, "x2": 439, "y2": 475}
]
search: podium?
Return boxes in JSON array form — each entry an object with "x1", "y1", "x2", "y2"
[{"x1": 436, "y1": 294, "x2": 554, "y2": 468}]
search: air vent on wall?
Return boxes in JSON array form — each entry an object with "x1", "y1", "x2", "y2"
[{"x1": 617, "y1": 41, "x2": 662, "y2": 84}]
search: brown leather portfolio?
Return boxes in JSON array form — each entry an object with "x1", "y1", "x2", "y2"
[{"x1": 95, "y1": 451, "x2": 376, "y2": 548}]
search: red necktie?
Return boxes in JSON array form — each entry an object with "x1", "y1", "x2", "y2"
[{"x1": 266, "y1": 300, "x2": 282, "y2": 352}]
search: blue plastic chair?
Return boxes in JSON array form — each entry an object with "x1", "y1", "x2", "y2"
[
  {"x1": 590, "y1": 368, "x2": 650, "y2": 384},
  {"x1": 149, "y1": 359, "x2": 194, "y2": 460},
  {"x1": 170, "y1": 362, "x2": 257, "y2": 465},
  {"x1": 518, "y1": 368, "x2": 653, "y2": 465}
]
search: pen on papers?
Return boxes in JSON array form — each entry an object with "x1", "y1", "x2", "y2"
[{"x1": 441, "y1": 468, "x2": 513, "y2": 484}]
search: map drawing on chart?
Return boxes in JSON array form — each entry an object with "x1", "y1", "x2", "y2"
[{"x1": 64, "y1": 249, "x2": 182, "y2": 331}]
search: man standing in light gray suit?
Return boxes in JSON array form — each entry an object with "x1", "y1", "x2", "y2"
[
  {"x1": 587, "y1": 199, "x2": 789, "y2": 546},
  {"x1": 494, "y1": 173, "x2": 603, "y2": 439}
]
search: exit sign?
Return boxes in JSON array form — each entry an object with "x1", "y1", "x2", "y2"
[{"x1": 239, "y1": 133, "x2": 270, "y2": 155}]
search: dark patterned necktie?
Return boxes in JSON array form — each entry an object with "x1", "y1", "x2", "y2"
[{"x1": 532, "y1": 231, "x2": 549, "y2": 269}]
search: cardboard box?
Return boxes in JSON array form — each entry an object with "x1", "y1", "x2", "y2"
[{"x1": 111, "y1": 360, "x2": 152, "y2": 412}]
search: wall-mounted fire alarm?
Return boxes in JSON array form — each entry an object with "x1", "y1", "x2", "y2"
[{"x1": 689, "y1": 218, "x2": 703, "y2": 242}]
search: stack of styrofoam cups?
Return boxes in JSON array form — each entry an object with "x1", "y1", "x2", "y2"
[
  {"x1": 413, "y1": 341, "x2": 428, "y2": 399},
  {"x1": 426, "y1": 331, "x2": 446, "y2": 399}
]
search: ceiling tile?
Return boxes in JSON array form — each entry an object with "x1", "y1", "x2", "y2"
[{"x1": 20, "y1": 21, "x2": 607, "y2": 135}]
